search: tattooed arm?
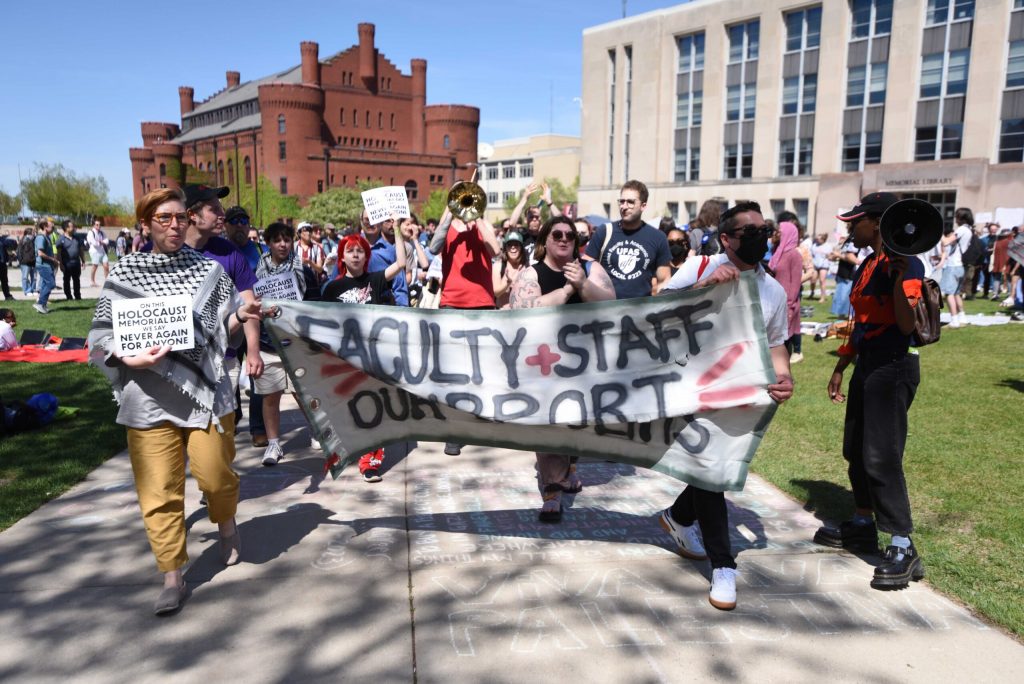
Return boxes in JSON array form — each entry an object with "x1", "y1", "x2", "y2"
[
  {"x1": 579, "y1": 262, "x2": 616, "y2": 302},
  {"x1": 509, "y1": 266, "x2": 573, "y2": 309}
]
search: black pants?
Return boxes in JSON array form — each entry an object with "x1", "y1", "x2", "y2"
[
  {"x1": 62, "y1": 262, "x2": 82, "y2": 300},
  {"x1": 0, "y1": 263, "x2": 11, "y2": 298},
  {"x1": 842, "y1": 352, "x2": 920, "y2": 536},
  {"x1": 785, "y1": 333, "x2": 802, "y2": 355},
  {"x1": 670, "y1": 486, "x2": 735, "y2": 569}
]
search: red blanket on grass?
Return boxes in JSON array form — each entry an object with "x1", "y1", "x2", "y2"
[{"x1": 0, "y1": 346, "x2": 89, "y2": 363}]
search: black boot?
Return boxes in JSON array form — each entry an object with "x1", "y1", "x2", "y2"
[
  {"x1": 871, "y1": 543, "x2": 925, "y2": 590},
  {"x1": 813, "y1": 520, "x2": 878, "y2": 553}
]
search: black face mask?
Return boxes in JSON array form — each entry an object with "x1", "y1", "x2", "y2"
[
  {"x1": 734, "y1": 232, "x2": 770, "y2": 265},
  {"x1": 669, "y1": 243, "x2": 687, "y2": 260}
]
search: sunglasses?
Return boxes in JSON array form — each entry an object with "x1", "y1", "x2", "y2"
[
  {"x1": 724, "y1": 224, "x2": 770, "y2": 240},
  {"x1": 151, "y1": 212, "x2": 188, "y2": 227},
  {"x1": 549, "y1": 229, "x2": 577, "y2": 243},
  {"x1": 227, "y1": 217, "x2": 250, "y2": 226},
  {"x1": 668, "y1": 239, "x2": 687, "y2": 246}
]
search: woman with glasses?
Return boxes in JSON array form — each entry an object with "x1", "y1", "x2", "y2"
[
  {"x1": 88, "y1": 187, "x2": 266, "y2": 615},
  {"x1": 492, "y1": 231, "x2": 528, "y2": 309},
  {"x1": 510, "y1": 216, "x2": 616, "y2": 522}
]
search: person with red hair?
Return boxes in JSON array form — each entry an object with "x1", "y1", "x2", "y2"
[{"x1": 322, "y1": 222, "x2": 408, "y2": 481}]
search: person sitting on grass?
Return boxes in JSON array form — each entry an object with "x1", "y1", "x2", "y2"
[
  {"x1": 0, "y1": 308, "x2": 17, "y2": 351},
  {"x1": 321, "y1": 221, "x2": 408, "y2": 483}
]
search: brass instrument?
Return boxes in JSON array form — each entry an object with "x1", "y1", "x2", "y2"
[{"x1": 447, "y1": 180, "x2": 487, "y2": 222}]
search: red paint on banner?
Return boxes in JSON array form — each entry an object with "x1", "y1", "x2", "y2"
[
  {"x1": 525, "y1": 344, "x2": 561, "y2": 376},
  {"x1": 697, "y1": 342, "x2": 747, "y2": 387},
  {"x1": 322, "y1": 360, "x2": 369, "y2": 396},
  {"x1": 697, "y1": 386, "x2": 759, "y2": 407}
]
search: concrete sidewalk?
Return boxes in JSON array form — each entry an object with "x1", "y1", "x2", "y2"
[{"x1": 0, "y1": 399, "x2": 1021, "y2": 683}]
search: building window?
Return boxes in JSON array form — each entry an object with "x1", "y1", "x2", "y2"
[
  {"x1": 869, "y1": 63, "x2": 887, "y2": 104},
  {"x1": 366, "y1": 110, "x2": 371, "y2": 127},
  {"x1": 684, "y1": 201, "x2": 697, "y2": 223},
  {"x1": 340, "y1": 109, "x2": 345, "y2": 125},
  {"x1": 673, "y1": 148, "x2": 701, "y2": 182},
  {"x1": 404, "y1": 180, "x2": 418, "y2": 200},
  {"x1": 486, "y1": 166, "x2": 498, "y2": 180},
  {"x1": 678, "y1": 32, "x2": 705, "y2": 72},
  {"x1": 352, "y1": 109, "x2": 358, "y2": 127},
  {"x1": 487, "y1": 192, "x2": 498, "y2": 205},
  {"x1": 279, "y1": 141, "x2": 286, "y2": 161},
  {"x1": 502, "y1": 165, "x2": 516, "y2": 179},
  {"x1": 941, "y1": 123, "x2": 963, "y2": 158},
  {"x1": 623, "y1": 45, "x2": 633, "y2": 180},
  {"x1": 390, "y1": 113, "x2": 396, "y2": 130},
  {"x1": 998, "y1": 118, "x2": 1024, "y2": 162},
  {"x1": 851, "y1": 0, "x2": 893, "y2": 38},
  {"x1": 728, "y1": 20, "x2": 759, "y2": 63},
  {"x1": 279, "y1": 177, "x2": 287, "y2": 194},
  {"x1": 674, "y1": 30, "x2": 705, "y2": 184},
  {"x1": 770, "y1": 200, "x2": 786, "y2": 218},
  {"x1": 667, "y1": 202, "x2": 679, "y2": 221},
  {"x1": 503, "y1": 191, "x2": 515, "y2": 202},
  {"x1": 927, "y1": 0, "x2": 974, "y2": 25},
  {"x1": 520, "y1": 163, "x2": 533, "y2": 177},
  {"x1": 785, "y1": 6, "x2": 821, "y2": 52},
  {"x1": 158, "y1": 163, "x2": 166, "y2": 178},
  {"x1": 723, "y1": 143, "x2": 752, "y2": 179},
  {"x1": 277, "y1": 115, "x2": 285, "y2": 134},
  {"x1": 443, "y1": 134, "x2": 450, "y2": 149},
  {"x1": 915, "y1": 126, "x2": 938, "y2": 160},
  {"x1": 608, "y1": 48, "x2": 616, "y2": 185},
  {"x1": 227, "y1": 159, "x2": 234, "y2": 185},
  {"x1": 317, "y1": 180, "x2": 323, "y2": 193},
  {"x1": 794, "y1": 199, "x2": 809, "y2": 227},
  {"x1": 217, "y1": 160, "x2": 224, "y2": 184},
  {"x1": 378, "y1": 112, "x2": 383, "y2": 129},
  {"x1": 778, "y1": 139, "x2": 813, "y2": 177},
  {"x1": 244, "y1": 156, "x2": 251, "y2": 184}
]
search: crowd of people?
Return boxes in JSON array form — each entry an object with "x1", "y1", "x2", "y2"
[{"x1": 73, "y1": 177, "x2": 1023, "y2": 617}]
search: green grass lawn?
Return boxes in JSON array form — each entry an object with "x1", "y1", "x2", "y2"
[
  {"x1": 0, "y1": 298, "x2": 125, "y2": 530},
  {"x1": 757, "y1": 292, "x2": 1024, "y2": 637}
]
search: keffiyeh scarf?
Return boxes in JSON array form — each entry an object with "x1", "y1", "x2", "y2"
[
  {"x1": 88, "y1": 246, "x2": 238, "y2": 415},
  {"x1": 255, "y1": 251, "x2": 307, "y2": 297}
]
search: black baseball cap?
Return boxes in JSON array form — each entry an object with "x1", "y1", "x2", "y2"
[
  {"x1": 183, "y1": 184, "x2": 229, "y2": 208},
  {"x1": 224, "y1": 205, "x2": 249, "y2": 223},
  {"x1": 837, "y1": 192, "x2": 899, "y2": 222}
]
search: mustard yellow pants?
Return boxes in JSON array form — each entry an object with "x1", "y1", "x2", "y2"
[{"x1": 126, "y1": 414, "x2": 239, "y2": 572}]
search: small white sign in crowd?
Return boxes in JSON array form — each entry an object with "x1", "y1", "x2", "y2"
[
  {"x1": 111, "y1": 294, "x2": 195, "y2": 356},
  {"x1": 360, "y1": 186, "x2": 411, "y2": 225}
]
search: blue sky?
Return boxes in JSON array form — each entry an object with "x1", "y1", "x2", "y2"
[{"x1": 0, "y1": 0, "x2": 683, "y2": 204}]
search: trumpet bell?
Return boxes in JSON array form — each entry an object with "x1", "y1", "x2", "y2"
[{"x1": 447, "y1": 181, "x2": 487, "y2": 222}]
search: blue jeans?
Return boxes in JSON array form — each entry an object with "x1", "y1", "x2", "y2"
[
  {"x1": 36, "y1": 264, "x2": 55, "y2": 306},
  {"x1": 831, "y1": 277, "x2": 853, "y2": 317},
  {"x1": 20, "y1": 264, "x2": 36, "y2": 294}
]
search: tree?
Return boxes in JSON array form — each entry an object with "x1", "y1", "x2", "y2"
[
  {"x1": 0, "y1": 189, "x2": 21, "y2": 216},
  {"x1": 299, "y1": 187, "x2": 365, "y2": 226},
  {"x1": 501, "y1": 176, "x2": 579, "y2": 222},
  {"x1": 419, "y1": 188, "x2": 449, "y2": 222},
  {"x1": 20, "y1": 163, "x2": 110, "y2": 220},
  {"x1": 222, "y1": 175, "x2": 301, "y2": 227}
]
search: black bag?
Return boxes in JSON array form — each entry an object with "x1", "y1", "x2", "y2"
[
  {"x1": 961, "y1": 231, "x2": 984, "y2": 267},
  {"x1": 912, "y1": 277, "x2": 943, "y2": 346},
  {"x1": 17, "y1": 237, "x2": 35, "y2": 265}
]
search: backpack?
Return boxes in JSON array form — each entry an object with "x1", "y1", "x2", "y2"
[
  {"x1": 961, "y1": 231, "x2": 985, "y2": 267},
  {"x1": 17, "y1": 237, "x2": 35, "y2": 265},
  {"x1": 911, "y1": 277, "x2": 943, "y2": 347},
  {"x1": 698, "y1": 228, "x2": 720, "y2": 256}
]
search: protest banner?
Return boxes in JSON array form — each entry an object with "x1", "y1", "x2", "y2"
[
  {"x1": 111, "y1": 294, "x2": 195, "y2": 356},
  {"x1": 264, "y1": 273, "x2": 778, "y2": 492},
  {"x1": 254, "y1": 271, "x2": 302, "y2": 302},
  {"x1": 361, "y1": 186, "x2": 411, "y2": 225}
]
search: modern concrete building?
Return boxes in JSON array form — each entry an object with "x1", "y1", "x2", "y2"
[
  {"x1": 580, "y1": 0, "x2": 1024, "y2": 235},
  {"x1": 478, "y1": 134, "x2": 581, "y2": 222},
  {"x1": 128, "y1": 23, "x2": 478, "y2": 212}
]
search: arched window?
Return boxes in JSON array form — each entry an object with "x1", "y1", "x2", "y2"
[
  {"x1": 443, "y1": 134, "x2": 450, "y2": 149},
  {"x1": 340, "y1": 108, "x2": 345, "y2": 125},
  {"x1": 206, "y1": 162, "x2": 213, "y2": 175},
  {"x1": 278, "y1": 114, "x2": 286, "y2": 134},
  {"x1": 217, "y1": 160, "x2": 224, "y2": 184},
  {"x1": 404, "y1": 179, "x2": 418, "y2": 200},
  {"x1": 244, "y1": 156, "x2": 251, "y2": 184},
  {"x1": 366, "y1": 110, "x2": 371, "y2": 127},
  {"x1": 390, "y1": 113, "x2": 396, "y2": 130},
  {"x1": 378, "y1": 112, "x2": 383, "y2": 129},
  {"x1": 158, "y1": 163, "x2": 166, "y2": 178},
  {"x1": 227, "y1": 159, "x2": 234, "y2": 185},
  {"x1": 353, "y1": 108, "x2": 358, "y2": 127}
]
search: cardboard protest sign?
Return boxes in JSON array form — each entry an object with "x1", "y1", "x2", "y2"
[
  {"x1": 254, "y1": 272, "x2": 301, "y2": 301},
  {"x1": 361, "y1": 186, "x2": 411, "y2": 225},
  {"x1": 264, "y1": 273, "x2": 778, "y2": 492},
  {"x1": 112, "y1": 294, "x2": 194, "y2": 356}
]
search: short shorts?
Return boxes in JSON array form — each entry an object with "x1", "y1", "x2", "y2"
[
  {"x1": 939, "y1": 265, "x2": 964, "y2": 296},
  {"x1": 253, "y1": 352, "x2": 294, "y2": 395},
  {"x1": 89, "y1": 248, "x2": 109, "y2": 265}
]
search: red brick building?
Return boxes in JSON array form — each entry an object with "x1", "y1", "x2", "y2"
[{"x1": 128, "y1": 23, "x2": 479, "y2": 211}]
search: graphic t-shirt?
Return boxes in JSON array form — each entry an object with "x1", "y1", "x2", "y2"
[
  {"x1": 584, "y1": 221, "x2": 670, "y2": 299},
  {"x1": 322, "y1": 271, "x2": 390, "y2": 305}
]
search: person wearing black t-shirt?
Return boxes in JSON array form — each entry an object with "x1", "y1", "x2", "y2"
[
  {"x1": 509, "y1": 216, "x2": 615, "y2": 523},
  {"x1": 321, "y1": 228, "x2": 407, "y2": 482}
]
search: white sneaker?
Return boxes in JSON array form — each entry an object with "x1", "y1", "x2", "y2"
[
  {"x1": 948, "y1": 318, "x2": 960, "y2": 328},
  {"x1": 310, "y1": 437, "x2": 321, "y2": 450},
  {"x1": 659, "y1": 509, "x2": 708, "y2": 560},
  {"x1": 709, "y1": 567, "x2": 738, "y2": 610},
  {"x1": 261, "y1": 442, "x2": 283, "y2": 466},
  {"x1": 789, "y1": 352, "x2": 804, "y2": 364},
  {"x1": 958, "y1": 313, "x2": 968, "y2": 326},
  {"x1": 33, "y1": 303, "x2": 48, "y2": 315}
]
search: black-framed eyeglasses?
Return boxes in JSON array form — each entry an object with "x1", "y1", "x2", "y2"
[{"x1": 151, "y1": 212, "x2": 188, "y2": 227}]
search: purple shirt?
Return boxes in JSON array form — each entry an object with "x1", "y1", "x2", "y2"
[{"x1": 201, "y1": 236, "x2": 258, "y2": 292}]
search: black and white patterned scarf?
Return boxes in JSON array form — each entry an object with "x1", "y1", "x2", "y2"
[
  {"x1": 255, "y1": 251, "x2": 307, "y2": 297},
  {"x1": 88, "y1": 246, "x2": 238, "y2": 416}
]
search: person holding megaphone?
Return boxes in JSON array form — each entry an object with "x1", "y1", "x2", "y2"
[{"x1": 814, "y1": 192, "x2": 929, "y2": 591}]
